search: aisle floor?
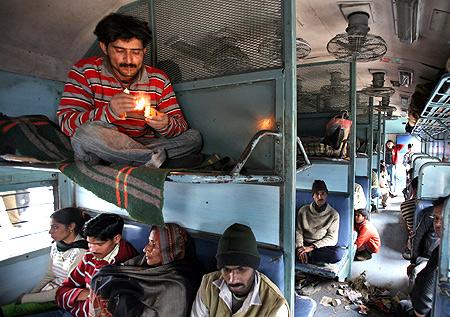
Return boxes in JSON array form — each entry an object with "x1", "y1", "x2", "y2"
[{"x1": 301, "y1": 197, "x2": 410, "y2": 316}]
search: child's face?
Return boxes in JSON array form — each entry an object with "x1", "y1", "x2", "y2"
[
  {"x1": 87, "y1": 235, "x2": 120, "y2": 259},
  {"x1": 355, "y1": 213, "x2": 365, "y2": 224}
]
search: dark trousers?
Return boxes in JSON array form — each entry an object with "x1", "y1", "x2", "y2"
[{"x1": 309, "y1": 245, "x2": 345, "y2": 264}]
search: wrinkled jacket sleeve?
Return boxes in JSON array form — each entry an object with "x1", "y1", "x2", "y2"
[
  {"x1": 57, "y1": 64, "x2": 121, "y2": 137},
  {"x1": 56, "y1": 256, "x2": 87, "y2": 311},
  {"x1": 190, "y1": 277, "x2": 209, "y2": 317},
  {"x1": 152, "y1": 75, "x2": 188, "y2": 138},
  {"x1": 411, "y1": 248, "x2": 439, "y2": 315},
  {"x1": 411, "y1": 209, "x2": 432, "y2": 263}
]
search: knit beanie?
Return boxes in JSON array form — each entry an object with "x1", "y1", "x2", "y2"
[
  {"x1": 312, "y1": 180, "x2": 328, "y2": 194},
  {"x1": 355, "y1": 208, "x2": 369, "y2": 219},
  {"x1": 216, "y1": 223, "x2": 260, "y2": 270}
]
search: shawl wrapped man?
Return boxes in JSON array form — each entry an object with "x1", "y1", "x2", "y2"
[{"x1": 90, "y1": 223, "x2": 201, "y2": 317}]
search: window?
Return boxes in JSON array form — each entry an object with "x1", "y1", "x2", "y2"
[{"x1": 0, "y1": 186, "x2": 55, "y2": 260}]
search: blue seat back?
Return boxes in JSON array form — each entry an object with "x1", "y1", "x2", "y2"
[
  {"x1": 355, "y1": 176, "x2": 369, "y2": 202},
  {"x1": 296, "y1": 190, "x2": 351, "y2": 248},
  {"x1": 123, "y1": 223, "x2": 152, "y2": 252},
  {"x1": 122, "y1": 222, "x2": 285, "y2": 294}
]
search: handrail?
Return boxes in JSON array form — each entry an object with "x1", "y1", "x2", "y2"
[
  {"x1": 296, "y1": 136, "x2": 312, "y2": 173},
  {"x1": 231, "y1": 130, "x2": 282, "y2": 178}
]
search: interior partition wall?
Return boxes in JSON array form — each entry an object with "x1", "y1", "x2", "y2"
[{"x1": 87, "y1": 0, "x2": 299, "y2": 309}]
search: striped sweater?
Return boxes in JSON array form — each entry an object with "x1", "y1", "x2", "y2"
[
  {"x1": 21, "y1": 235, "x2": 87, "y2": 303},
  {"x1": 55, "y1": 240, "x2": 137, "y2": 317},
  {"x1": 57, "y1": 57, "x2": 188, "y2": 139}
]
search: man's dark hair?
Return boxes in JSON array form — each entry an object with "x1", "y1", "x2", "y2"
[
  {"x1": 433, "y1": 195, "x2": 449, "y2": 208},
  {"x1": 94, "y1": 13, "x2": 152, "y2": 47},
  {"x1": 83, "y1": 213, "x2": 124, "y2": 241}
]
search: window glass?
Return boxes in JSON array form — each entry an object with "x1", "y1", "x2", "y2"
[{"x1": 0, "y1": 187, "x2": 54, "y2": 260}]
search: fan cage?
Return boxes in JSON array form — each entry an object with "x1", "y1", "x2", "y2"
[
  {"x1": 361, "y1": 86, "x2": 395, "y2": 98},
  {"x1": 297, "y1": 61, "x2": 351, "y2": 113},
  {"x1": 327, "y1": 33, "x2": 387, "y2": 62}
]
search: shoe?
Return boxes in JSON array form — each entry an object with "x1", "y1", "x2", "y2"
[
  {"x1": 389, "y1": 192, "x2": 397, "y2": 198},
  {"x1": 381, "y1": 203, "x2": 387, "y2": 209},
  {"x1": 144, "y1": 149, "x2": 167, "y2": 168},
  {"x1": 355, "y1": 250, "x2": 372, "y2": 261}
]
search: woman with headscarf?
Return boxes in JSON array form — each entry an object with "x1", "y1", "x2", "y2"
[{"x1": 90, "y1": 223, "x2": 201, "y2": 317}]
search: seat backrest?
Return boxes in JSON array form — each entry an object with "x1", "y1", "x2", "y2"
[
  {"x1": 123, "y1": 223, "x2": 151, "y2": 252},
  {"x1": 194, "y1": 236, "x2": 285, "y2": 293},
  {"x1": 296, "y1": 190, "x2": 351, "y2": 248},
  {"x1": 122, "y1": 222, "x2": 285, "y2": 293},
  {"x1": 355, "y1": 176, "x2": 369, "y2": 200}
]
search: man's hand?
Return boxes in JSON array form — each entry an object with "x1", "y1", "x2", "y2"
[
  {"x1": 109, "y1": 92, "x2": 137, "y2": 118},
  {"x1": 145, "y1": 110, "x2": 169, "y2": 130},
  {"x1": 296, "y1": 246, "x2": 314, "y2": 263},
  {"x1": 76, "y1": 289, "x2": 90, "y2": 301}
]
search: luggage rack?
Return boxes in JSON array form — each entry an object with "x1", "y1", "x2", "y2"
[{"x1": 412, "y1": 73, "x2": 450, "y2": 141}]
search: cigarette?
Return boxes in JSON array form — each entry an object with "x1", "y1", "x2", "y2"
[{"x1": 120, "y1": 88, "x2": 130, "y2": 119}]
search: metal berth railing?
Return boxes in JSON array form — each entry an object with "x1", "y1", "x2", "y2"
[{"x1": 412, "y1": 73, "x2": 450, "y2": 141}]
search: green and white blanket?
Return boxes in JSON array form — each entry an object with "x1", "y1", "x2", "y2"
[{"x1": 0, "y1": 114, "x2": 167, "y2": 225}]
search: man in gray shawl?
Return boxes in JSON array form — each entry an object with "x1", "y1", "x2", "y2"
[{"x1": 90, "y1": 223, "x2": 201, "y2": 317}]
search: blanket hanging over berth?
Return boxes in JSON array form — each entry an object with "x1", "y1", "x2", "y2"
[
  {"x1": 0, "y1": 114, "x2": 167, "y2": 225},
  {"x1": 60, "y1": 162, "x2": 167, "y2": 225}
]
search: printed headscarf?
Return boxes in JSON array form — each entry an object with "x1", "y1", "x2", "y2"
[{"x1": 152, "y1": 223, "x2": 188, "y2": 265}]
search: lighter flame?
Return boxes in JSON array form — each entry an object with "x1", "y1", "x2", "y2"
[{"x1": 135, "y1": 97, "x2": 146, "y2": 110}]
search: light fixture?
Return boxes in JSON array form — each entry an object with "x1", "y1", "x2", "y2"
[
  {"x1": 398, "y1": 68, "x2": 414, "y2": 87},
  {"x1": 391, "y1": 0, "x2": 421, "y2": 44}
]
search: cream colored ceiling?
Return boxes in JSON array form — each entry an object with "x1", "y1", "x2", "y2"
[{"x1": 297, "y1": 0, "x2": 450, "y2": 114}]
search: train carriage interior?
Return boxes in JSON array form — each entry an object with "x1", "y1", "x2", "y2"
[{"x1": 0, "y1": 0, "x2": 449, "y2": 316}]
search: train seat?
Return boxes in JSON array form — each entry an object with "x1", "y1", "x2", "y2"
[
  {"x1": 355, "y1": 176, "x2": 370, "y2": 203},
  {"x1": 295, "y1": 190, "x2": 354, "y2": 281},
  {"x1": 123, "y1": 222, "x2": 317, "y2": 317}
]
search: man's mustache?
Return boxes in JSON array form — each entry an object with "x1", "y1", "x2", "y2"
[
  {"x1": 228, "y1": 283, "x2": 244, "y2": 288},
  {"x1": 119, "y1": 63, "x2": 137, "y2": 68}
]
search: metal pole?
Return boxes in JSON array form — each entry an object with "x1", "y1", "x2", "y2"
[
  {"x1": 282, "y1": 0, "x2": 297, "y2": 312},
  {"x1": 367, "y1": 97, "x2": 374, "y2": 209},
  {"x1": 376, "y1": 110, "x2": 382, "y2": 208},
  {"x1": 348, "y1": 57, "x2": 357, "y2": 279}
]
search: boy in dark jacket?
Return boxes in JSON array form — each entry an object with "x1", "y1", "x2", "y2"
[
  {"x1": 396, "y1": 196, "x2": 447, "y2": 317},
  {"x1": 407, "y1": 206, "x2": 439, "y2": 289}
]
